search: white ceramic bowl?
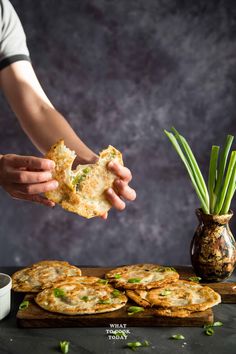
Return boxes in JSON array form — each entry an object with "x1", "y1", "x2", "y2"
[{"x1": 0, "y1": 273, "x2": 12, "y2": 320}]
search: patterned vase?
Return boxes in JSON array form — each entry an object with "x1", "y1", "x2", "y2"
[{"x1": 190, "y1": 208, "x2": 236, "y2": 282}]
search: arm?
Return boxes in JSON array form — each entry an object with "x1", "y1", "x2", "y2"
[
  {"x1": 0, "y1": 61, "x2": 136, "y2": 212},
  {"x1": 0, "y1": 60, "x2": 97, "y2": 164}
]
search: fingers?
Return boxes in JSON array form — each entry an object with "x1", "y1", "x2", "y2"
[
  {"x1": 113, "y1": 179, "x2": 136, "y2": 201},
  {"x1": 10, "y1": 191, "x2": 55, "y2": 207},
  {"x1": 100, "y1": 212, "x2": 108, "y2": 220},
  {"x1": 107, "y1": 161, "x2": 132, "y2": 182},
  {"x1": 7, "y1": 170, "x2": 53, "y2": 184},
  {"x1": 105, "y1": 188, "x2": 126, "y2": 211},
  {"x1": 7, "y1": 155, "x2": 55, "y2": 170},
  {"x1": 10, "y1": 180, "x2": 58, "y2": 195}
]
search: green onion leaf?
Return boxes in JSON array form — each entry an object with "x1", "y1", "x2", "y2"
[
  {"x1": 220, "y1": 161, "x2": 236, "y2": 214},
  {"x1": 127, "y1": 278, "x2": 141, "y2": 283},
  {"x1": 214, "y1": 151, "x2": 236, "y2": 214},
  {"x1": 60, "y1": 340, "x2": 70, "y2": 354},
  {"x1": 97, "y1": 279, "x2": 108, "y2": 285},
  {"x1": 127, "y1": 306, "x2": 145, "y2": 315},
  {"x1": 112, "y1": 289, "x2": 121, "y2": 297},
  {"x1": 142, "y1": 340, "x2": 149, "y2": 347},
  {"x1": 205, "y1": 328, "x2": 214, "y2": 336},
  {"x1": 98, "y1": 299, "x2": 111, "y2": 304},
  {"x1": 80, "y1": 296, "x2": 89, "y2": 302},
  {"x1": 114, "y1": 330, "x2": 126, "y2": 337},
  {"x1": 204, "y1": 321, "x2": 223, "y2": 329},
  {"x1": 159, "y1": 289, "x2": 171, "y2": 296},
  {"x1": 214, "y1": 135, "x2": 234, "y2": 202},
  {"x1": 127, "y1": 341, "x2": 142, "y2": 351},
  {"x1": 165, "y1": 130, "x2": 209, "y2": 213},
  {"x1": 19, "y1": 300, "x2": 29, "y2": 310},
  {"x1": 188, "y1": 276, "x2": 201, "y2": 283},
  {"x1": 126, "y1": 341, "x2": 149, "y2": 351},
  {"x1": 54, "y1": 288, "x2": 65, "y2": 298},
  {"x1": 114, "y1": 274, "x2": 121, "y2": 279},
  {"x1": 208, "y1": 146, "x2": 220, "y2": 213},
  {"x1": 82, "y1": 167, "x2": 91, "y2": 174},
  {"x1": 171, "y1": 127, "x2": 210, "y2": 209},
  {"x1": 170, "y1": 334, "x2": 185, "y2": 340},
  {"x1": 212, "y1": 321, "x2": 223, "y2": 327}
]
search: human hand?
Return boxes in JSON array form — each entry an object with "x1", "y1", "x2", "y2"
[
  {"x1": 102, "y1": 161, "x2": 136, "y2": 219},
  {"x1": 0, "y1": 154, "x2": 58, "y2": 207}
]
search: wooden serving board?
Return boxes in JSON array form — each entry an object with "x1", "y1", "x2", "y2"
[{"x1": 16, "y1": 265, "x2": 234, "y2": 328}]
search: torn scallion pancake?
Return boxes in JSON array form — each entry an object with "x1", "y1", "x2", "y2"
[{"x1": 45, "y1": 140, "x2": 123, "y2": 218}]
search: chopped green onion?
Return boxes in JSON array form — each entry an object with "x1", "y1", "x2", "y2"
[
  {"x1": 98, "y1": 299, "x2": 111, "y2": 304},
  {"x1": 205, "y1": 328, "x2": 214, "y2": 336},
  {"x1": 19, "y1": 300, "x2": 29, "y2": 310},
  {"x1": 189, "y1": 276, "x2": 201, "y2": 283},
  {"x1": 112, "y1": 289, "x2": 121, "y2": 297},
  {"x1": 159, "y1": 289, "x2": 171, "y2": 296},
  {"x1": 127, "y1": 306, "x2": 145, "y2": 315},
  {"x1": 170, "y1": 334, "x2": 185, "y2": 340},
  {"x1": 114, "y1": 274, "x2": 121, "y2": 279},
  {"x1": 212, "y1": 321, "x2": 223, "y2": 327},
  {"x1": 82, "y1": 167, "x2": 91, "y2": 174},
  {"x1": 204, "y1": 321, "x2": 223, "y2": 329},
  {"x1": 128, "y1": 278, "x2": 141, "y2": 283},
  {"x1": 54, "y1": 288, "x2": 65, "y2": 298},
  {"x1": 97, "y1": 279, "x2": 108, "y2": 285},
  {"x1": 110, "y1": 151, "x2": 116, "y2": 158},
  {"x1": 80, "y1": 296, "x2": 89, "y2": 302},
  {"x1": 114, "y1": 330, "x2": 126, "y2": 337},
  {"x1": 126, "y1": 341, "x2": 149, "y2": 351},
  {"x1": 59, "y1": 340, "x2": 70, "y2": 354},
  {"x1": 127, "y1": 342, "x2": 142, "y2": 351}
]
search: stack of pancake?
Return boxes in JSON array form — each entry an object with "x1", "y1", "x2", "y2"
[
  {"x1": 12, "y1": 260, "x2": 127, "y2": 315},
  {"x1": 105, "y1": 264, "x2": 221, "y2": 318},
  {"x1": 12, "y1": 261, "x2": 221, "y2": 317}
]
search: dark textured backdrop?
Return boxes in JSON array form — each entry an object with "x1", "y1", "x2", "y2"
[{"x1": 1, "y1": 0, "x2": 236, "y2": 266}]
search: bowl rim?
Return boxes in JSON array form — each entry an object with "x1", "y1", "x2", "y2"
[{"x1": 0, "y1": 273, "x2": 12, "y2": 296}]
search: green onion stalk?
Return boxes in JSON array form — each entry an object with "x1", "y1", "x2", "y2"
[{"x1": 165, "y1": 128, "x2": 236, "y2": 215}]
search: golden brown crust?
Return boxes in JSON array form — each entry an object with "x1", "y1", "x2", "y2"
[
  {"x1": 35, "y1": 282, "x2": 127, "y2": 315},
  {"x1": 45, "y1": 140, "x2": 123, "y2": 218},
  {"x1": 105, "y1": 264, "x2": 179, "y2": 290},
  {"x1": 12, "y1": 260, "x2": 82, "y2": 292},
  {"x1": 52, "y1": 276, "x2": 106, "y2": 287},
  {"x1": 126, "y1": 290, "x2": 151, "y2": 308},
  {"x1": 147, "y1": 280, "x2": 221, "y2": 312},
  {"x1": 153, "y1": 308, "x2": 196, "y2": 318}
]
